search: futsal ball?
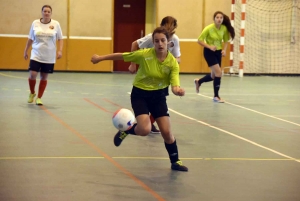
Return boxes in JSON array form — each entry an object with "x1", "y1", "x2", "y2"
[{"x1": 112, "y1": 108, "x2": 135, "y2": 131}]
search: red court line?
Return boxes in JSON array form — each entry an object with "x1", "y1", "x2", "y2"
[
  {"x1": 84, "y1": 98, "x2": 113, "y2": 113},
  {"x1": 103, "y1": 98, "x2": 123, "y2": 108},
  {"x1": 40, "y1": 105, "x2": 165, "y2": 201}
]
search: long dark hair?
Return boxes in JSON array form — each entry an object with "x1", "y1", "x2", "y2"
[{"x1": 214, "y1": 11, "x2": 235, "y2": 39}]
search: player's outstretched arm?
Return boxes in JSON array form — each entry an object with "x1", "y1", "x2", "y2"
[
  {"x1": 171, "y1": 86, "x2": 185, "y2": 97},
  {"x1": 91, "y1": 53, "x2": 123, "y2": 64}
]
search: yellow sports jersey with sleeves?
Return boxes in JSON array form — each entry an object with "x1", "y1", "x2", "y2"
[
  {"x1": 123, "y1": 48, "x2": 180, "y2": 91},
  {"x1": 198, "y1": 24, "x2": 230, "y2": 50}
]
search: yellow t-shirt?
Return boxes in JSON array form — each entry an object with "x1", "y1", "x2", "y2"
[
  {"x1": 123, "y1": 48, "x2": 180, "y2": 90},
  {"x1": 198, "y1": 23, "x2": 230, "y2": 50}
]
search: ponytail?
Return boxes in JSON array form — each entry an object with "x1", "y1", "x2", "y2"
[
  {"x1": 222, "y1": 14, "x2": 235, "y2": 39},
  {"x1": 160, "y1": 16, "x2": 178, "y2": 37}
]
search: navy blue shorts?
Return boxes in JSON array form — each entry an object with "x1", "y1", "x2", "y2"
[
  {"x1": 203, "y1": 48, "x2": 222, "y2": 67},
  {"x1": 163, "y1": 86, "x2": 169, "y2": 96},
  {"x1": 130, "y1": 86, "x2": 169, "y2": 119},
  {"x1": 28, "y1": 60, "x2": 54, "y2": 73}
]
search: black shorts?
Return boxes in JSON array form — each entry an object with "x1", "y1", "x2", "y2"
[
  {"x1": 203, "y1": 48, "x2": 222, "y2": 67},
  {"x1": 130, "y1": 86, "x2": 169, "y2": 119},
  {"x1": 163, "y1": 86, "x2": 169, "y2": 96},
  {"x1": 28, "y1": 60, "x2": 54, "y2": 73}
]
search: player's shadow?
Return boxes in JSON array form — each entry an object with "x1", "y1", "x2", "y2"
[
  {"x1": 138, "y1": 170, "x2": 196, "y2": 199},
  {"x1": 23, "y1": 104, "x2": 59, "y2": 110}
]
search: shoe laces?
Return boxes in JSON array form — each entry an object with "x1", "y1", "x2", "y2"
[
  {"x1": 175, "y1": 161, "x2": 183, "y2": 166},
  {"x1": 119, "y1": 131, "x2": 128, "y2": 140}
]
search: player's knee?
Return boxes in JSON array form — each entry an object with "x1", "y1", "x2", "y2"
[
  {"x1": 137, "y1": 126, "x2": 151, "y2": 136},
  {"x1": 29, "y1": 72, "x2": 38, "y2": 80}
]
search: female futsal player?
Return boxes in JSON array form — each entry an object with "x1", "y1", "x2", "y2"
[
  {"x1": 194, "y1": 11, "x2": 235, "y2": 103},
  {"x1": 24, "y1": 5, "x2": 63, "y2": 105},
  {"x1": 128, "y1": 16, "x2": 180, "y2": 133},
  {"x1": 91, "y1": 27, "x2": 188, "y2": 172}
]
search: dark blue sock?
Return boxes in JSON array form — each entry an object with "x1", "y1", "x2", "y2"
[
  {"x1": 165, "y1": 140, "x2": 179, "y2": 163},
  {"x1": 126, "y1": 123, "x2": 137, "y2": 135},
  {"x1": 198, "y1": 74, "x2": 213, "y2": 85},
  {"x1": 213, "y1": 77, "x2": 221, "y2": 97}
]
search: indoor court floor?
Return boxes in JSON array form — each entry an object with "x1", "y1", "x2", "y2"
[{"x1": 0, "y1": 71, "x2": 300, "y2": 201}]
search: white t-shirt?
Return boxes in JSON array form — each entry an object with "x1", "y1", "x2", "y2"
[
  {"x1": 28, "y1": 19, "x2": 63, "y2": 63},
  {"x1": 137, "y1": 33, "x2": 181, "y2": 58}
]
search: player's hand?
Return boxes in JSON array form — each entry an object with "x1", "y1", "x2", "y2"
[
  {"x1": 221, "y1": 50, "x2": 226, "y2": 57},
  {"x1": 57, "y1": 50, "x2": 62, "y2": 59},
  {"x1": 24, "y1": 52, "x2": 28, "y2": 60},
  {"x1": 91, "y1": 54, "x2": 102, "y2": 64},
  {"x1": 172, "y1": 86, "x2": 185, "y2": 97},
  {"x1": 176, "y1": 88, "x2": 185, "y2": 96},
  {"x1": 209, "y1": 46, "x2": 217, "y2": 51},
  {"x1": 128, "y1": 63, "x2": 136, "y2": 74}
]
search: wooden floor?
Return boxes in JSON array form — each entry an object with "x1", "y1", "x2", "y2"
[{"x1": 0, "y1": 71, "x2": 300, "y2": 201}]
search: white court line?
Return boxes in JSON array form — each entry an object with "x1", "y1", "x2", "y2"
[
  {"x1": 274, "y1": 115, "x2": 300, "y2": 118},
  {"x1": 168, "y1": 108, "x2": 300, "y2": 163},
  {"x1": 197, "y1": 94, "x2": 300, "y2": 127},
  {"x1": 127, "y1": 91, "x2": 299, "y2": 162}
]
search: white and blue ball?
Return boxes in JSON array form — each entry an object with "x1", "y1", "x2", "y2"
[{"x1": 112, "y1": 108, "x2": 135, "y2": 131}]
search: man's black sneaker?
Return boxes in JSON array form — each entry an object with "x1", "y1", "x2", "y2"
[
  {"x1": 171, "y1": 161, "x2": 188, "y2": 172},
  {"x1": 114, "y1": 130, "x2": 128, "y2": 147},
  {"x1": 150, "y1": 124, "x2": 161, "y2": 134}
]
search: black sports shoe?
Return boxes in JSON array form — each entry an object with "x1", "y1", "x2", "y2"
[
  {"x1": 114, "y1": 131, "x2": 128, "y2": 147},
  {"x1": 150, "y1": 124, "x2": 161, "y2": 134},
  {"x1": 171, "y1": 161, "x2": 188, "y2": 172}
]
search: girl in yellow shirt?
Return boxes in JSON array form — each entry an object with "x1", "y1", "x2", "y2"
[
  {"x1": 91, "y1": 27, "x2": 188, "y2": 172},
  {"x1": 129, "y1": 16, "x2": 180, "y2": 134},
  {"x1": 194, "y1": 11, "x2": 235, "y2": 103}
]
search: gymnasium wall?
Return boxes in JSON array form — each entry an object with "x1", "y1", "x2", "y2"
[
  {"x1": 145, "y1": 0, "x2": 156, "y2": 34},
  {"x1": 157, "y1": 0, "x2": 232, "y2": 73},
  {"x1": 68, "y1": 0, "x2": 112, "y2": 72},
  {"x1": 0, "y1": 0, "x2": 232, "y2": 73},
  {"x1": 0, "y1": 0, "x2": 113, "y2": 72}
]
